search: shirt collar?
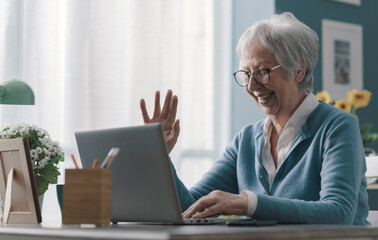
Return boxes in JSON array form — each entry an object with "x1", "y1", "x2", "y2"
[
  {"x1": 289, "y1": 93, "x2": 319, "y2": 132},
  {"x1": 263, "y1": 93, "x2": 319, "y2": 135}
]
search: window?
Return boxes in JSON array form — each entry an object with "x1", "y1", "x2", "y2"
[{"x1": 0, "y1": 0, "x2": 231, "y2": 222}]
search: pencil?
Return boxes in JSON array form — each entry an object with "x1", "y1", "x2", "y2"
[
  {"x1": 71, "y1": 154, "x2": 79, "y2": 169},
  {"x1": 92, "y1": 159, "x2": 99, "y2": 168}
]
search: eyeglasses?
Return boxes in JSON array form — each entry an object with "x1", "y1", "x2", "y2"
[{"x1": 233, "y1": 65, "x2": 281, "y2": 87}]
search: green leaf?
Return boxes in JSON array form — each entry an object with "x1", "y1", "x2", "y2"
[
  {"x1": 45, "y1": 168, "x2": 60, "y2": 184},
  {"x1": 360, "y1": 123, "x2": 372, "y2": 136},
  {"x1": 35, "y1": 175, "x2": 49, "y2": 196},
  {"x1": 360, "y1": 123, "x2": 378, "y2": 147}
]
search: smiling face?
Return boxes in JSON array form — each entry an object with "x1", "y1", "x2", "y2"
[{"x1": 241, "y1": 40, "x2": 306, "y2": 124}]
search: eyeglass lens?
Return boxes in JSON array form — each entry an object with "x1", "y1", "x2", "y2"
[{"x1": 235, "y1": 69, "x2": 270, "y2": 86}]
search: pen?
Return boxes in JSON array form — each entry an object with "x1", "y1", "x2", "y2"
[
  {"x1": 71, "y1": 154, "x2": 79, "y2": 169},
  {"x1": 100, "y1": 147, "x2": 120, "y2": 168},
  {"x1": 106, "y1": 148, "x2": 120, "y2": 168},
  {"x1": 100, "y1": 148, "x2": 113, "y2": 168},
  {"x1": 92, "y1": 159, "x2": 99, "y2": 168}
]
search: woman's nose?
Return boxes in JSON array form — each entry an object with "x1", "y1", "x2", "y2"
[{"x1": 246, "y1": 78, "x2": 262, "y2": 92}]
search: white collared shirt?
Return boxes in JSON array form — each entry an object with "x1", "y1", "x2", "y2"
[{"x1": 243, "y1": 93, "x2": 319, "y2": 216}]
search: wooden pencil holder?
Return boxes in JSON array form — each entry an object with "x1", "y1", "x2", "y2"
[{"x1": 62, "y1": 168, "x2": 112, "y2": 225}]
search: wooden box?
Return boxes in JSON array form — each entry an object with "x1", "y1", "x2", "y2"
[{"x1": 62, "y1": 168, "x2": 111, "y2": 225}]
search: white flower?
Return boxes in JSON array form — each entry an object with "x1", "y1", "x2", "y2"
[
  {"x1": 0, "y1": 123, "x2": 64, "y2": 167},
  {"x1": 7, "y1": 128, "x2": 16, "y2": 135},
  {"x1": 30, "y1": 149, "x2": 38, "y2": 162},
  {"x1": 0, "y1": 123, "x2": 64, "y2": 196},
  {"x1": 36, "y1": 147, "x2": 42, "y2": 154},
  {"x1": 37, "y1": 157, "x2": 50, "y2": 169},
  {"x1": 43, "y1": 148, "x2": 51, "y2": 158}
]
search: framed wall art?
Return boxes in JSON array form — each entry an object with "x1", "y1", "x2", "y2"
[
  {"x1": 331, "y1": 0, "x2": 361, "y2": 6},
  {"x1": 321, "y1": 19, "x2": 363, "y2": 99}
]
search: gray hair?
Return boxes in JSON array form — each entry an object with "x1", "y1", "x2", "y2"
[{"x1": 236, "y1": 12, "x2": 319, "y2": 95}]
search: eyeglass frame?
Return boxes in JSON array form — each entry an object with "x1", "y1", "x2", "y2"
[{"x1": 233, "y1": 64, "x2": 281, "y2": 87}]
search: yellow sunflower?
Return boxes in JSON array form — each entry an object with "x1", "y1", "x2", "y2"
[
  {"x1": 334, "y1": 99, "x2": 352, "y2": 113},
  {"x1": 347, "y1": 89, "x2": 372, "y2": 109},
  {"x1": 315, "y1": 90, "x2": 332, "y2": 104}
]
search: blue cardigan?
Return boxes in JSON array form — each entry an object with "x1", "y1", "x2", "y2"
[{"x1": 171, "y1": 101, "x2": 369, "y2": 224}]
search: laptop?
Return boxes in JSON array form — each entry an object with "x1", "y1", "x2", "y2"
[{"x1": 75, "y1": 123, "x2": 235, "y2": 225}]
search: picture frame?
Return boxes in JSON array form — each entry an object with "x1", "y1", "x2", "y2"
[
  {"x1": 321, "y1": 19, "x2": 363, "y2": 99},
  {"x1": 0, "y1": 138, "x2": 42, "y2": 224},
  {"x1": 331, "y1": 0, "x2": 361, "y2": 6}
]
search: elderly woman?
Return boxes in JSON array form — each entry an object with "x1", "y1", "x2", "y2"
[{"x1": 140, "y1": 12, "x2": 369, "y2": 224}]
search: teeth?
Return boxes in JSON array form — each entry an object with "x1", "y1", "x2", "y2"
[{"x1": 257, "y1": 92, "x2": 273, "y2": 100}]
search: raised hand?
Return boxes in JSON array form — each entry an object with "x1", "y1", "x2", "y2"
[
  {"x1": 140, "y1": 90, "x2": 180, "y2": 153},
  {"x1": 182, "y1": 191, "x2": 248, "y2": 219}
]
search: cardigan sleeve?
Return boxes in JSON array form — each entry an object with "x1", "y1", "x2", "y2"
[{"x1": 170, "y1": 131, "x2": 242, "y2": 211}]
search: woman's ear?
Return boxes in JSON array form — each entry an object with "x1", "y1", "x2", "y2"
[{"x1": 295, "y1": 62, "x2": 307, "y2": 83}]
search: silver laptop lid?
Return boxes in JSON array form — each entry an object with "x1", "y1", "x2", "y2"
[{"x1": 75, "y1": 123, "x2": 184, "y2": 224}]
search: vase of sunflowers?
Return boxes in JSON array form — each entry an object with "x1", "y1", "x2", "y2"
[{"x1": 316, "y1": 89, "x2": 378, "y2": 154}]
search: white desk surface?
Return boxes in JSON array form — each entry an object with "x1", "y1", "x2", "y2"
[{"x1": 1, "y1": 222, "x2": 378, "y2": 240}]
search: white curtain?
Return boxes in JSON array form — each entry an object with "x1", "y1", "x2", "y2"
[{"x1": 0, "y1": 0, "x2": 231, "y2": 222}]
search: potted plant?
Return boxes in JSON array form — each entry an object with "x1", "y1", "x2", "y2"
[{"x1": 0, "y1": 123, "x2": 64, "y2": 198}]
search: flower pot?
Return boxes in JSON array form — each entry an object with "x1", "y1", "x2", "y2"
[{"x1": 38, "y1": 194, "x2": 44, "y2": 211}]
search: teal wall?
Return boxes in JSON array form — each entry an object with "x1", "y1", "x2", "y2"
[
  {"x1": 230, "y1": 0, "x2": 274, "y2": 137},
  {"x1": 276, "y1": 0, "x2": 378, "y2": 151},
  {"x1": 230, "y1": 0, "x2": 378, "y2": 151}
]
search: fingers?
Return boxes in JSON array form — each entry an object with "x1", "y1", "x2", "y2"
[
  {"x1": 166, "y1": 95, "x2": 178, "y2": 124},
  {"x1": 152, "y1": 91, "x2": 161, "y2": 119},
  {"x1": 161, "y1": 90, "x2": 173, "y2": 119},
  {"x1": 182, "y1": 195, "x2": 216, "y2": 218},
  {"x1": 192, "y1": 206, "x2": 219, "y2": 219},
  {"x1": 170, "y1": 119, "x2": 180, "y2": 143},
  {"x1": 141, "y1": 89, "x2": 177, "y2": 126},
  {"x1": 173, "y1": 119, "x2": 180, "y2": 136},
  {"x1": 182, "y1": 191, "x2": 249, "y2": 219},
  {"x1": 182, "y1": 199, "x2": 198, "y2": 218},
  {"x1": 184, "y1": 203, "x2": 219, "y2": 219},
  {"x1": 139, "y1": 99, "x2": 151, "y2": 123},
  {"x1": 167, "y1": 119, "x2": 180, "y2": 153}
]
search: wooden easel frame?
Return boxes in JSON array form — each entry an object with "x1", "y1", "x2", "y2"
[{"x1": 0, "y1": 138, "x2": 41, "y2": 224}]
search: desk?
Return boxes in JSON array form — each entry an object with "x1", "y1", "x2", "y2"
[{"x1": 1, "y1": 223, "x2": 378, "y2": 240}]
